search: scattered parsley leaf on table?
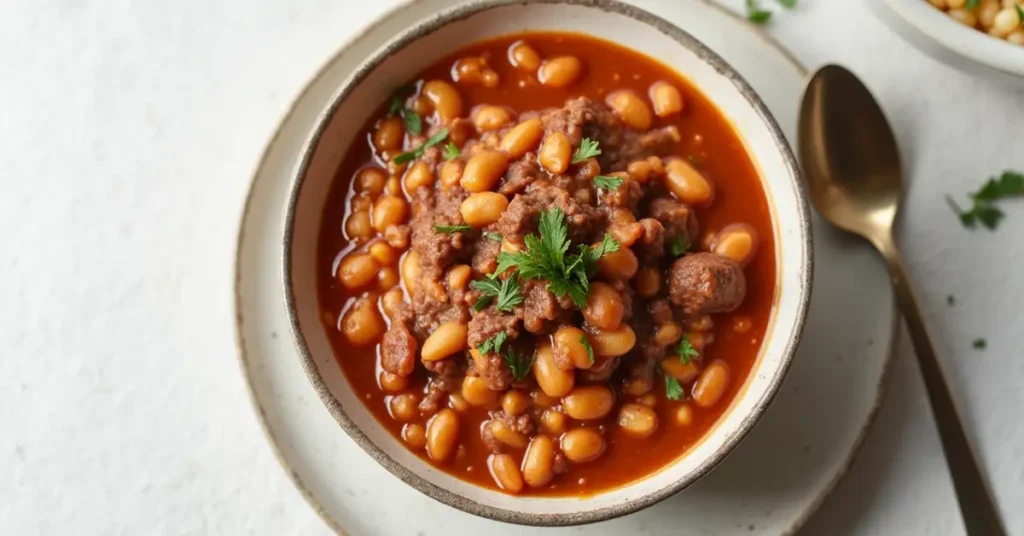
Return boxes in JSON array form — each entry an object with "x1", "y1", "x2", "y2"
[
  {"x1": 946, "y1": 170, "x2": 1024, "y2": 231},
  {"x1": 947, "y1": 295, "x2": 956, "y2": 306},
  {"x1": 972, "y1": 338, "x2": 987, "y2": 350},
  {"x1": 746, "y1": 0, "x2": 773, "y2": 24}
]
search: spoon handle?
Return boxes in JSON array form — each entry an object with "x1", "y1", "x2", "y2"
[{"x1": 878, "y1": 239, "x2": 1006, "y2": 536}]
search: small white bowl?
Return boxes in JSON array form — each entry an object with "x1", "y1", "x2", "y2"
[
  {"x1": 871, "y1": 0, "x2": 1024, "y2": 88},
  {"x1": 283, "y1": 0, "x2": 812, "y2": 526}
]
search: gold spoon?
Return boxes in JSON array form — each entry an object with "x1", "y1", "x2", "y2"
[{"x1": 798, "y1": 64, "x2": 1006, "y2": 536}]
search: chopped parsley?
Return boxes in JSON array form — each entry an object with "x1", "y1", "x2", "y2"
[
  {"x1": 677, "y1": 336, "x2": 699, "y2": 364},
  {"x1": 972, "y1": 338, "x2": 987, "y2": 350},
  {"x1": 776, "y1": 0, "x2": 797, "y2": 7},
  {"x1": 593, "y1": 175, "x2": 623, "y2": 191},
  {"x1": 580, "y1": 335, "x2": 595, "y2": 364},
  {"x1": 387, "y1": 84, "x2": 422, "y2": 135},
  {"x1": 434, "y1": 223, "x2": 472, "y2": 234},
  {"x1": 483, "y1": 232, "x2": 502, "y2": 242},
  {"x1": 476, "y1": 331, "x2": 508, "y2": 356},
  {"x1": 571, "y1": 138, "x2": 602, "y2": 164},
  {"x1": 668, "y1": 235, "x2": 690, "y2": 257},
  {"x1": 1017, "y1": 4, "x2": 1024, "y2": 22},
  {"x1": 746, "y1": 0, "x2": 772, "y2": 23},
  {"x1": 393, "y1": 128, "x2": 449, "y2": 165},
  {"x1": 495, "y1": 208, "x2": 619, "y2": 307},
  {"x1": 469, "y1": 273, "x2": 524, "y2": 312},
  {"x1": 442, "y1": 141, "x2": 461, "y2": 161},
  {"x1": 503, "y1": 347, "x2": 534, "y2": 381},
  {"x1": 946, "y1": 170, "x2": 1024, "y2": 231},
  {"x1": 664, "y1": 372, "x2": 685, "y2": 400},
  {"x1": 947, "y1": 295, "x2": 956, "y2": 306},
  {"x1": 965, "y1": 0, "x2": 980, "y2": 9}
]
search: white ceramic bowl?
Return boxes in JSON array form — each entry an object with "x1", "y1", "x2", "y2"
[
  {"x1": 871, "y1": 0, "x2": 1024, "y2": 88},
  {"x1": 283, "y1": 0, "x2": 812, "y2": 526}
]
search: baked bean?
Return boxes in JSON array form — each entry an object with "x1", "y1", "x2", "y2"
[
  {"x1": 426, "y1": 409, "x2": 460, "y2": 462},
  {"x1": 660, "y1": 357, "x2": 700, "y2": 384},
  {"x1": 338, "y1": 253, "x2": 379, "y2": 290},
  {"x1": 381, "y1": 288, "x2": 404, "y2": 319},
  {"x1": 472, "y1": 105, "x2": 512, "y2": 132},
  {"x1": 633, "y1": 267, "x2": 661, "y2": 298},
  {"x1": 538, "y1": 56, "x2": 583, "y2": 87},
  {"x1": 647, "y1": 155, "x2": 665, "y2": 174},
  {"x1": 368, "y1": 241, "x2": 398, "y2": 266},
  {"x1": 712, "y1": 224, "x2": 758, "y2": 266},
  {"x1": 583, "y1": 282, "x2": 624, "y2": 330},
  {"x1": 372, "y1": 195, "x2": 409, "y2": 233},
  {"x1": 606, "y1": 90, "x2": 652, "y2": 131},
  {"x1": 384, "y1": 176, "x2": 402, "y2": 197},
  {"x1": 351, "y1": 194, "x2": 373, "y2": 213},
  {"x1": 489, "y1": 454, "x2": 524, "y2": 493},
  {"x1": 627, "y1": 160, "x2": 653, "y2": 183},
  {"x1": 356, "y1": 167, "x2": 388, "y2": 196},
  {"x1": 597, "y1": 247, "x2": 639, "y2": 280},
  {"x1": 649, "y1": 81, "x2": 684, "y2": 118},
  {"x1": 540, "y1": 409, "x2": 567, "y2": 436},
  {"x1": 733, "y1": 316, "x2": 752, "y2": 334},
  {"x1": 462, "y1": 375, "x2": 498, "y2": 407},
  {"x1": 560, "y1": 428, "x2": 606, "y2": 463},
  {"x1": 460, "y1": 192, "x2": 509, "y2": 227},
  {"x1": 402, "y1": 423, "x2": 427, "y2": 450},
  {"x1": 422, "y1": 322, "x2": 468, "y2": 362},
  {"x1": 638, "y1": 393, "x2": 657, "y2": 407},
  {"x1": 622, "y1": 377, "x2": 652, "y2": 396},
  {"x1": 390, "y1": 393, "x2": 420, "y2": 422},
  {"x1": 377, "y1": 267, "x2": 399, "y2": 290},
  {"x1": 461, "y1": 150, "x2": 508, "y2": 192},
  {"x1": 531, "y1": 390, "x2": 560, "y2": 408},
  {"x1": 342, "y1": 297, "x2": 385, "y2": 345},
  {"x1": 674, "y1": 404, "x2": 694, "y2": 426},
  {"x1": 400, "y1": 251, "x2": 422, "y2": 297},
  {"x1": 618, "y1": 403, "x2": 659, "y2": 438},
  {"x1": 563, "y1": 385, "x2": 615, "y2": 420},
  {"x1": 499, "y1": 118, "x2": 544, "y2": 159},
  {"x1": 654, "y1": 322, "x2": 683, "y2": 346},
  {"x1": 665, "y1": 158, "x2": 714, "y2": 206},
  {"x1": 522, "y1": 435, "x2": 556, "y2": 488},
  {"x1": 491, "y1": 420, "x2": 529, "y2": 450},
  {"x1": 440, "y1": 159, "x2": 464, "y2": 188},
  {"x1": 403, "y1": 161, "x2": 435, "y2": 192},
  {"x1": 533, "y1": 343, "x2": 575, "y2": 398},
  {"x1": 588, "y1": 324, "x2": 636, "y2": 357},
  {"x1": 689, "y1": 331, "x2": 713, "y2": 352},
  {"x1": 500, "y1": 238, "x2": 522, "y2": 254},
  {"x1": 379, "y1": 371, "x2": 408, "y2": 393},
  {"x1": 692, "y1": 360, "x2": 731, "y2": 408},
  {"x1": 345, "y1": 210, "x2": 374, "y2": 241},
  {"x1": 421, "y1": 80, "x2": 463, "y2": 122},
  {"x1": 553, "y1": 326, "x2": 593, "y2": 369},
  {"x1": 508, "y1": 40, "x2": 541, "y2": 72},
  {"x1": 447, "y1": 264, "x2": 472, "y2": 292},
  {"x1": 687, "y1": 315, "x2": 714, "y2": 332},
  {"x1": 454, "y1": 57, "x2": 500, "y2": 87},
  {"x1": 501, "y1": 390, "x2": 530, "y2": 416},
  {"x1": 447, "y1": 393, "x2": 470, "y2": 413},
  {"x1": 373, "y1": 116, "x2": 405, "y2": 152},
  {"x1": 538, "y1": 131, "x2": 571, "y2": 174}
]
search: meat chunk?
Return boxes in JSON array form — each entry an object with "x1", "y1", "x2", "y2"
[
  {"x1": 648, "y1": 197, "x2": 698, "y2": 245},
  {"x1": 497, "y1": 185, "x2": 596, "y2": 245},
  {"x1": 668, "y1": 253, "x2": 746, "y2": 314},
  {"x1": 467, "y1": 309, "x2": 520, "y2": 390},
  {"x1": 381, "y1": 322, "x2": 417, "y2": 377}
]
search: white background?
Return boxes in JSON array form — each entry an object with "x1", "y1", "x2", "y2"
[{"x1": 1, "y1": 0, "x2": 1021, "y2": 534}]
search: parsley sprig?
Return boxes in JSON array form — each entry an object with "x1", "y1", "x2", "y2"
[
  {"x1": 434, "y1": 224, "x2": 472, "y2": 234},
  {"x1": 677, "y1": 336, "x2": 699, "y2": 365},
  {"x1": 442, "y1": 141, "x2": 461, "y2": 161},
  {"x1": 593, "y1": 175, "x2": 623, "y2": 191},
  {"x1": 476, "y1": 331, "x2": 508, "y2": 356},
  {"x1": 469, "y1": 274, "x2": 524, "y2": 312},
  {"x1": 387, "y1": 85, "x2": 422, "y2": 135},
  {"x1": 946, "y1": 170, "x2": 1024, "y2": 231},
  {"x1": 965, "y1": 0, "x2": 980, "y2": 9},
  {"x1": 746, "y1": 0, "x2": 796, "y2": 25},
  {"x1": 656, "y1": 363, "x2": 685, "y2": 401},
  {"x1": 580, "y1": 335, "x2": 595, "y2": 364},
  {"x1": 668, "y1": 235, "x2": 690, "y2": 257},
  {"x1": 495, "y1": 209, "x2": 619, "y2": 308},
  {"x1": 572, "y1": 138, "x2": 602, "y2": 164},
  {"x1": 483, "y1": 232, "x2": 502, "y2": 242},
  {"x1": 503, "y1": 347, "x2": 534, "y2": 381},
  {"x1": 393, "y1": 128, "x2": 449, "y2": 165}
]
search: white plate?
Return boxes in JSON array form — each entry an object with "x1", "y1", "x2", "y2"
[{"x1": 234, "y1": 1, "x2": 898, "y2": 534}]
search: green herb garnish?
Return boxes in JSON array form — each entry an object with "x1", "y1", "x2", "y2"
[
  {"x1": 668, "y1": 235, "x2": 690, "y2": 257},
  {"x1": 580, "y1": 335, "x2": 595, "y2": 364},
  {"x1": 483, "y1": 232, "x2": 503, "y2": 242},
  {"x1": 504, "y1": 347, "x2": 534, "y2": 381},
  {"x1": 776, "y1": 0, "x2": 797, "y2": 7},
  {"x1": 387, "y1": 84, "x2": 422, "y2": 135},
  {"x1": 1016, "y1": 4, "x2": 1024, "y2": 21},
  {"x1": 972, "y1": 338, "x2": 987, "y2": 350},
  {"x1": 571, "y1": 138, "x2": 602, "y2": 164},
  {"x1": 476, "y1": 331, "x2": 508, "y2": 356},
  {"x1": 965, "y1": 0, "x2": 981, "y2": 9},
  {"x1": 442, "y1": 141, "x2": 461, "y2": 161},
  {"x1": 393, "y1": 128, "x2": 449, "y2": 165},
  {"x1": 434, "y1": 224, "x2": 472, "y2": 234},
  {"x1": 947, "y1": 295, "x2": 956, "y2": 306},
  {"x1": 677, "y1": 336, "x2": 699, "y2": 364},
  {"x1": 664, "y1": 374, "x2": 684, "y2": 400},
  {"x1": 495, "y1": 209, "x2": 619, "y2": 307},
  {"x1": 593, "y1": 175, "x2": 623, "y2": 191},
  {"x1": 746, "y1": 0, "x2": 772, "y2": 23},
  {"x1": 946, "y1": 170, "x2": 1024, "y2": 231},
  {"x1": 469, "y1": 274, "x2": 524, "y2": 313}
]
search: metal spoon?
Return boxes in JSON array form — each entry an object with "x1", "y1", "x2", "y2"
[{"x1": 798, "y1": 64, "x2": 1006, "y2": 536}]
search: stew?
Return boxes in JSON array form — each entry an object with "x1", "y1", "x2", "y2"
[{"x1": 317, "y1": 32, "x2": 776, "y2": 496}]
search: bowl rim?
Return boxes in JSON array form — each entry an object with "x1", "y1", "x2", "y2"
[{"x1": 281, "y1": 0, "x2": 813, "y2": 526}]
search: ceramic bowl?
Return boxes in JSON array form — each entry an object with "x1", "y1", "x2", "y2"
[
  {"x1": 871, "y1": 0, "x2": 1024, "y2": 88},
  {"x1": 283, "y1": 0, "x2": 812, "y2": 526}
]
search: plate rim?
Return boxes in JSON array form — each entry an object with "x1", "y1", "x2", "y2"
[{"x1": 233, "y1": 0, "x2": 900, "y2": 533}]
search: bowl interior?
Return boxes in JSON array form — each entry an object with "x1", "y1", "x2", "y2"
[{"x1": 285, "y1": 0, "x2": 809, "y2": 524}]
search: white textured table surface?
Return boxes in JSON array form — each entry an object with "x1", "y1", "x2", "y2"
[{"x1": 1, "y1": 1, "x2": 1021, "y2": 534}]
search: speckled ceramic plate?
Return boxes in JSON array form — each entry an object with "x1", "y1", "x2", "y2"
[{"x1": 234, "y1": 0, "x2": 899, "y2": 534}]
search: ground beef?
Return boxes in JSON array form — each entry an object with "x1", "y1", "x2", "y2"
[
  {"x1": 649, "y1": 298, "x2": 675, "y2": 324},
  {"x1": 419, "y1": 361, "x2": 461, "y2": 415},
  {"x1": 580, "y1": 356, "x2": 619, "y2": 383},
  {"x1": 499, "y1": 153, "x2": 541, "y2": 195},
  {"x1": 669, "y1": 253, "x2": 747, "y2": 314},
  {"x1": 649, "y1": 197, "x2": 698, "y2": 245},
  {"x1": 636, "y1": 217, "x2": 666, "y2": 261},
  {"x1": 497, "y1": 185, "x2": 596, "y2": 245},
  {"x1": 466, "y1": 308, "x2": 520, "y2": 390},
  {"x1": 410, "y1": 187, "x2": 471, "y2": 280},
  {"x1": 520, "y1": 280, "x2": 569, "y2": 334},
  {"x1": 381, "y1": 321, "x2": 417, "y2": 377}
]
